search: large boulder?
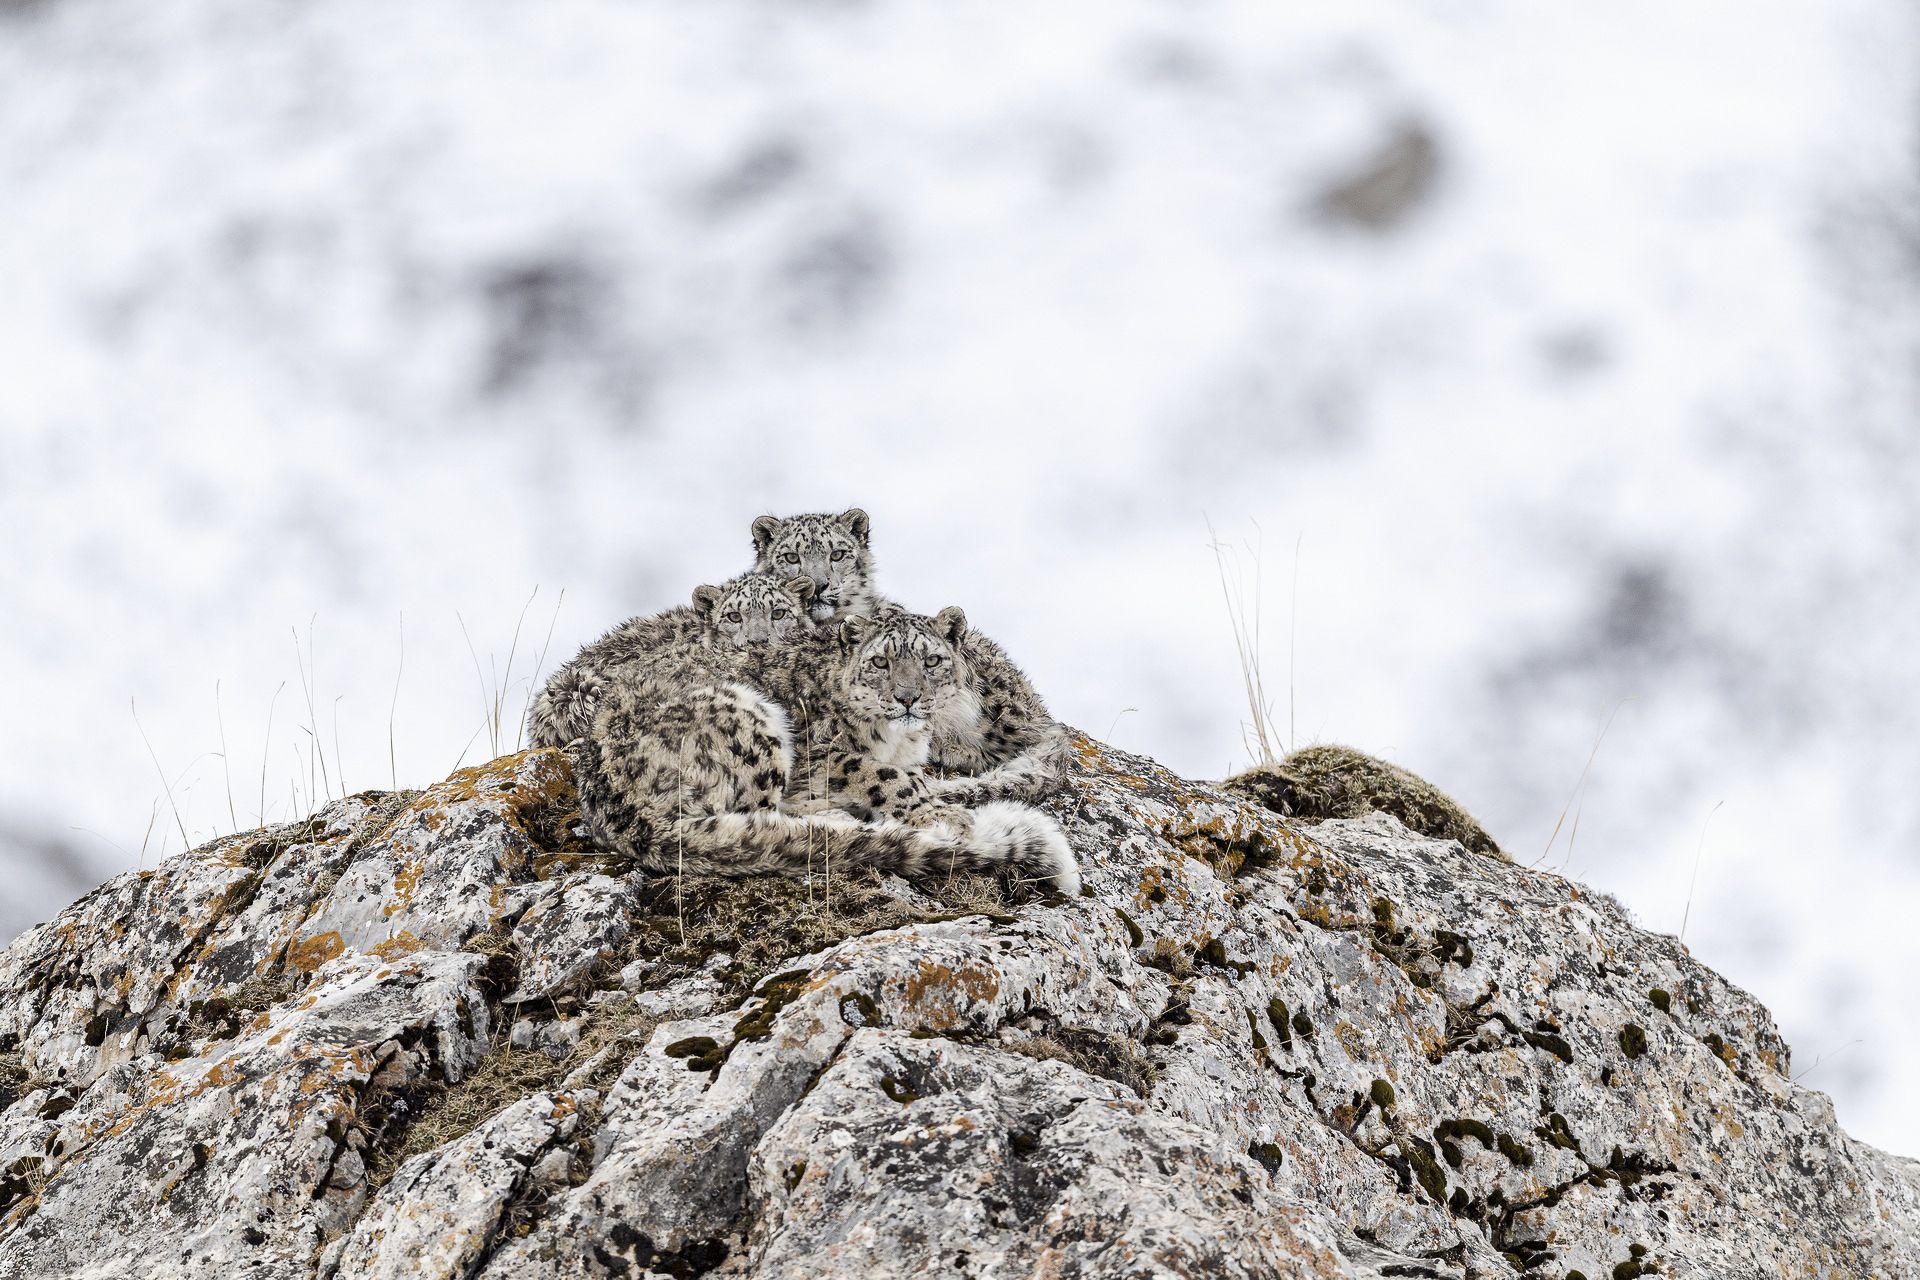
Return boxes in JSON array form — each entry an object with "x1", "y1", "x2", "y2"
[{"x1": 0, "y1": 741, "x2": 1913, "y2": 1279}]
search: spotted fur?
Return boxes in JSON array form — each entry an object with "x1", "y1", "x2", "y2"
[
  {"x1": 798, "y1": 607, "x2": 981, "y2": 828},
  {"x1": 747, "y1": 512, "x2": 1063, "y2": 792},
  {"x1": 571, "y1": 607, "x2": 1080, "y2": 894},
  {"x1": 764, "y1": 608, "x2": 1079, "y2": 894},
  {"x1": 527, "y1": 571, "x2": 808, "y2": 751},
  {"x1": 751, "y1": 508, "x2": 876, "y2": 624}
]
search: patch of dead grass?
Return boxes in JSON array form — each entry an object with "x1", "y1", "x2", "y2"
[
  {"x1": 1006, "y1": 1028, "x2": 1158, "y2": 1098},
  {"x1": 616, "y1": 866, "x2": 1020, "y2": 1001},
  {"x1": 365, "y1": 997, "x2": 658, "y2": 1191}
]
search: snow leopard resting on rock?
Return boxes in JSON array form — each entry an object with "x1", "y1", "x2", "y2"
[
  {"x1": 570, "y1": 586, "x2": 1081, "y2": 894},
  {"x1": 750, "y1": 509, "x2": 1067, "y2": 789},
  {"x1": 526, "y1": 571, "x2": 814, "y2": 751},
  {"x1": 760, "y1": 603, "x2": 1060, "y2": 821}
]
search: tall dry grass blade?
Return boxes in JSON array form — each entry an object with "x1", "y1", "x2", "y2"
[
  {"x1": 389, "y1": 613, "x2": 405, "y2": 790},
  {"x1": 137, "y1": 798, "x2": 161, "y2": 871},
  {"x1": 448, "y1": 722, "x2": 486, "y2": 776},
  {"x1": 215, "y1": 680, "x2": 237, "y2": 834},
  {"x1": 1289, "y1": 532, "x2": 1302, "y2": 754},
  {"x1": 1792, "y1": 1038, "x2": 1862, "y2": 1084},
  {"x1": 332, "y1": 695, "x2": 348, "y2": 798},
  {"x1": 131, "y1": 698, "x2": 190, "y2": 851},
  {"x1": 521, "y1": 588, "x2": 566, "y2": 751},
  {"x1": 1206, "y1": 517, "x2": 1283, "y2": 767},
  {"x1": 1679, "y1": 799, "x2": 1723, "y2": 944},
  {"x1": 455, "y1": 611, "x2": 495, "y2": 759},
  {"x1": 496, "y1": 585, "x2": 540, "y2": 753},
  {"x1": 259, "y1": 681, "x2": 286, "y2": 826},
  {"x1": 1537, "y1": 700, "x2": 1625, "y2": 869},
  {"x1": 292, "y1": 618, "x2": 333, "y2": 805}
]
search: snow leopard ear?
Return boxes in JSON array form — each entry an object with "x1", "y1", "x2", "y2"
[
  {"x1": 751, "y1": 515, "x2": 782, "y2": 556},
  {"x1": 932, "y1": 606, "x2": 967, "y2": 646},
  {"x1": 783, "y1": 576, "x2": 817, "y2": 606},
  {"x1": 836, "y1": 508, "x2": 870, "y2": 546},
  {"x1": 691, "y1": 585, "x2": 723, "y2": 620},
  {"x1": 837, "y1": 617, "x2": 869, "y2": 650}
]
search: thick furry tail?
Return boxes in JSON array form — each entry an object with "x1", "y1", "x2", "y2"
[
  {"x1": 969, "y1": 801, "x2": 1080, "y2": 896},
  {"x1": 656, "y1": 810, "x2": 963, "y2": 881},
  {"x1": 660, "y1": 805, "x2": 1079, "y2": 896}
]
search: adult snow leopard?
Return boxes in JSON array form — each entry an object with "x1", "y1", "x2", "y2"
[{"x1": 749, "y1": 509, "x2": 1066, "y2": 784}]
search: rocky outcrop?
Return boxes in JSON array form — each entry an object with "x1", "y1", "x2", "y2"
[{"x1": 1, "y1": 739, "x2": 1914, "y2": 1278}]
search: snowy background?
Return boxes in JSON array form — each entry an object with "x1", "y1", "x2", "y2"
[{"x1": 2, "y1": 1, "x2": 1916, "y2": 1152}]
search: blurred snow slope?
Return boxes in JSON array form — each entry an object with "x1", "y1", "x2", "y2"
[{"x1": 1, "y1": 1, "x2": 1914, "y2": 1150}]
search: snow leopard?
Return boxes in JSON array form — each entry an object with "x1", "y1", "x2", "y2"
[
  {"x1": 748, "y1": 511, "x2": 1066, "y2": 791},
  {"x1": 750, "y1": 508, "x2": 877, "y2": 625},
  {"x1": 570, "y1": 590, "x2": 1080, "y2": 894},
  {"x1": 781, "y1": 605, "x2": 986, "y2": 826},
  {"x1": 773, "y1": 605, "x2": 1060, "y2": 819},
  {"x1": 526, "y1": 571, "x2": 814, "y2": 751}
]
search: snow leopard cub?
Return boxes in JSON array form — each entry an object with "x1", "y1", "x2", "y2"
[
  {"x1": 749, "y1": 509, "x2": 1066, "y2": 790},
  {"x1": 750, "y1": 508, "x2": 877, "y2": 625},
  {"x1": 527, "y1": 571, "x2": 814, "y2": 751}
]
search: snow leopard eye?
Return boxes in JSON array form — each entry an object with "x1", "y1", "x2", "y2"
[
  {"x1": 780, "y1": 552, "x2": 800, "y2": 565},
  {"x1": 830, "y1": 549, "x2": 848, "y2": 562},
  {"x1": 922, "y1": 654, "x2": 939, "y2": 669},
  {"x1": 772, "y1": 608, "x2": 790, "y2": 620},
  {"x1": 726, "y1": 611, "x2": 742, "y2": 623},
  {"x1": 869, "y1": 655, "x2": 889, "y2": 669}
]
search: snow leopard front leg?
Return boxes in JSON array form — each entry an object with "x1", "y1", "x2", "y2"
[{"x1": 816, "y1": 745, "x2": 976, "y2": 834}]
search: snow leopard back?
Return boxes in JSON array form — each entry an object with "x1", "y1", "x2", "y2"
[{"x1": 527, "y1": 571, "x2": 810, "y2": 750}]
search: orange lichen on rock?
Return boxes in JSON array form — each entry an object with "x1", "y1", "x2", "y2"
[
  {"x1": 383, "y1": 862, "x2": 423, "y2": 917},
  {"x1": 371, "y1": 931, "x2": 425, "y2": 961},
  {"x1": 901, "y1": 960, "x2": 1002, "y2": 1029},
  {"x1": 287, "y1": 931, "x2": 346, "y2": 974}
]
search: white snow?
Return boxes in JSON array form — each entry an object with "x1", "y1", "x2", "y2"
[{"x1": 1, "y1": 0, "x2": 1914, "y2": 1152}]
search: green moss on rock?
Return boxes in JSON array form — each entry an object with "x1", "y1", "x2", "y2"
[
  {"x1": 1222, "y1": 744, "x2": 1505, "y2": 859},
  {"x1": 1266, "y1": 998, "x2": 1294, "y2": 1051}
]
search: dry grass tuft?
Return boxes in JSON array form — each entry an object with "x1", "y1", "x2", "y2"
[
  {"x1": 616, "y1": 866, "x2": 1020, "y2": 1001},
  {"x1": 366, "y1": 997, "x2": 658, "y2": 1191},
  {"x1": 186, "y1": 970, "x2": 308, "y2": 1042},
  {"x1": 1143, "y1": 938, "x2": 1194, "y2": 979},
  {"x1": 0, "y1": 1054, "x2": 25, "y2": 1108},
  {"x1": 1206, "y1": 520, "x2": 1292, "y2": 768},
  {"x1": 1006, "y1": 1029, "x2": 1159, "y2": 1098}
]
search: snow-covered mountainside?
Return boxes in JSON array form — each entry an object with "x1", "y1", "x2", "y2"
[{"x1": 1, "y1": 1, "x2": 1915, "y2": 1151}]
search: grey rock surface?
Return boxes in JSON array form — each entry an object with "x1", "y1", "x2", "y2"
[{"x1": 0, "y1": 741, "x2": 1914, "y2": 1278}]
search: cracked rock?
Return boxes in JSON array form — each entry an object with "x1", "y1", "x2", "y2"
[{"x1": 0, "y1": 741, "x2": 1914, "y2": 1278}]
